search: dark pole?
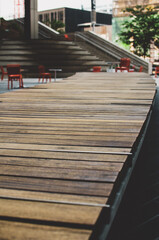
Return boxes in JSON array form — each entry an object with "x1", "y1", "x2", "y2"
[
  {"x1": 91, "y1": 0, "x2": 96, "y2": 11},
  {"x1": 91, "y1": 0, "x2": 96, "y2": 31},
  {"x1": 24, "y1": 0, "x2": 31, "y2": 39}
]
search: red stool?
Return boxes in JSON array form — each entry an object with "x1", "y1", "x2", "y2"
[
  {"x1": 139, "y1": 66, "x2": 143, "y2": 72},
  {"x1": 64, "y1": 34, "x2": 72, "y2": 41},
  {"x1": 115, "y1": 58, "x2": 130, "y2": 72},
  {"x1": 93, "y1": 66, "x2": 101, "y2": 72},
  {"x1": 0, "y1": 66, "x2": 7, "y2": 80},
  {"x1": 7, "y1": 64, "x2": 23, "y2": 90},
  {"x1": 155, "y1": 66, "x2": 159, "y2": 78},
  {"x1": 38, "y1": 65, "x2": 51, "y2": 83}
]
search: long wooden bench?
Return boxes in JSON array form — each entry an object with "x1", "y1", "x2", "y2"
[{"x1": 0, "y1": 72, "x2": 156, "y2": 239}]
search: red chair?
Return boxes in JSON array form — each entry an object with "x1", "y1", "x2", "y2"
[
  {"x1": 0, "y1": 66, "x2": 7, "y2": 80},
  {"x1": 93, "y1": 66, "x2": 101, "y2": 72},
  {"x1": 115, "y1": 58, "x2": 130, "y2": 72},
  {"x1": 129, "y1": 65, "x2": 143, "y2": 72},
  {"x1": 129, "y1": 65, "x2": 135, "y2": 72},
  {"x1": 38, "y1": 65, "x2": 51, "y2": 83},
  {"x1": 155, "y1": 66, "x2": 159, "y2": 78},
  {"x1": 139, "y1": 66, "x2": 143, "y2": 72},
  {"x1": 7, "y1": 64, "x2": 23, "y2": 90}
]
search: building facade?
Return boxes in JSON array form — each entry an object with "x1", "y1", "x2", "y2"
[{"x1": 38, "y1": 7, "x2": 112, "y2": 33}]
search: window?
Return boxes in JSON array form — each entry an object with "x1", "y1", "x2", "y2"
[
  {"x1": 39, "y1": 14, "x2": 43, "y2": 22},
  {"x1": 58, "y1": 11, "x2": 63, "y2": 22},
  {"x1": 51, "y1": 12, "x2": 54, "y2": 21},
  {"x1": 44, "y1": 13, "x2": 49, "y2": 22}
]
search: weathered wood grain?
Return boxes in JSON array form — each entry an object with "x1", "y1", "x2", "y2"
[
  {"x1": 0, "y1": 198, "x2": 102, "y2": 225},
  {"x1": 0, "y1": 188, "x2": 108, "y2": 204},
  {"x1": 0, "y1": 221, "x2": 92, "y2": 240}
]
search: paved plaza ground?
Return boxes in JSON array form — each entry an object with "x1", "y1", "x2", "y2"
[{"x1": 0, "y1": 77, "x2": 62, "y2": 94}]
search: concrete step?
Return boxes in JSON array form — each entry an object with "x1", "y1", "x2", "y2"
[
  {"x1": 0, "y1": 59, "x2": 104, "y2": 66},
  {"x1": 0, "y1": 54, "x2": 99, "y2": 61},
  {"x1": 0, "y1": 39, "x2": 107, "y2": 76},
  {"x1": 0, "y1": 45, "x2": 82, "y2": 51},
  {"x1": 1, "y1": 39, "x2": 76, "y2": 46},
  {"x1": 0, "y1": 50, "x2": 91, "y2": 56}
]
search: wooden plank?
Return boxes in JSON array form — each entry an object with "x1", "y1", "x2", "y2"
[
  {"x1": 0, "y1": 143, "x2": 131, "y2": 154},
  {"x1": 0, "y1": 149, "x2": 129, "y2": 162},
  {"x1": 0, "y1": 176, "x2": 113, "y2": 197},
  {"x1": 0, "y1": 198, "x2": 102, "y2": 225},
  {"x1": 0, "y1": 156, "x2": 124, "y2": 171},
  {"x1": 0, "y1": 133, "x2": 138, "y2": 141},
  {"x1": 0, "y1": 128, "x2": 139, "y2": 136},
  {"x1": 0, "y1": 121, "x2": 142, "y2": 134},
  {"x1": 0, "y1": 188, "x2": 108, "y2": 204},
  {"x1": 0, "y1": 221, "x2": 92, "y2": 240},
  {"x1": 0, "y1": 137, "x2": 135, "y2": 148},
  {"x1": 0, "y1": 164, "x2": 118, "y2": 182}
]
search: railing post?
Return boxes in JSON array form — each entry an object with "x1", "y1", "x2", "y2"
[{"x1": 148, "y1": 62, "x2": 152, "y2": 75}]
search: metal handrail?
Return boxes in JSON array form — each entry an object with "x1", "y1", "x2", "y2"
[{"x1": 74, "y1": 31, "x2": 150, "y2": 73}]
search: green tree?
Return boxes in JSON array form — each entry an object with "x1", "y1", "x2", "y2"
[
  {"x1": 43, "y1": 19, "x2": 65, "y2": 33},
  {"x1": 119, "y1": 5, "x2": 159, "y2": 57},
  {"x1": 51, "y1": 20, "x2": 65, "y2": 33}
]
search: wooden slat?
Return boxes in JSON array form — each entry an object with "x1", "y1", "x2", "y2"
[
  {"x1": 0, "y1": 221, "x2": 92, "y2": 240},
  {"x1": 0, "y1": 188, "x2": 107, "y2": 204},
  {"x1": 0, "y1": 176, "x2": 113, "y2": 197},
  {"x1": 0, "y1": 164, "x2": 118, "y2": 182},
  {"x1": 0, "y1": 155, "x2": 124, "y2": 171},
  {"x1": 0, "y1": 198, "x2": 102, "y2": 225}
]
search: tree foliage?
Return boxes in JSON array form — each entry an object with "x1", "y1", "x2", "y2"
[
  {"x1": 51, "y1": 20, "x2": 65, "y2": 32},
  {"x1": 43, "y1": 19, "x2": 65, "y2": 33},
  {"x1": 119, "y1": 5, "x2": 159, "y2": 57}
]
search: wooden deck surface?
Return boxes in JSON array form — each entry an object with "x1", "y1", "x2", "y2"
[{"x1": 0, "y1": 72, "x2": 156, "y2": 239}]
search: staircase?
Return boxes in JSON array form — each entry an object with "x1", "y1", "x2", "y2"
[
  {"x1": 0, "y1": 39, "x2": 107, "y2": 78},
  {"x1": 0, "y1": 20, "x2": 151, "y2": 78},
  {"x1": 71, "y1": 31, "x2": 150, "y2": 73}
]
